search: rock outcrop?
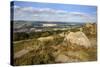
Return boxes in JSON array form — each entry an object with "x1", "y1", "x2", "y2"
[{"x1": 64, "y1": 31, "x2": 91, "y2": 48}]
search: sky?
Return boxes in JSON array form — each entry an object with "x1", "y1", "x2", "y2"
[{"x1": 11, "y1": 1, "x2": 97, "y2": 22}]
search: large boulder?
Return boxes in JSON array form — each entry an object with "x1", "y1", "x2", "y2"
[{"x1": 64, "y1": 31, "x2": 91, "y2": 48}]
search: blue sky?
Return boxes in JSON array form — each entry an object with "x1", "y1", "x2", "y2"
[{"x1": 12, "y1": 1, "x2": 97, "y2": 22}]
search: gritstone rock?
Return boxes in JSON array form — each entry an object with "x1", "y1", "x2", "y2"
[{"x1": 64, "y1": 31, "x2": 91, "y2": 48}]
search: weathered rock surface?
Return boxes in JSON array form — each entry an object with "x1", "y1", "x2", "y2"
[{"x1": 64, "y1": 31, "x2": 91, "y2": 48}]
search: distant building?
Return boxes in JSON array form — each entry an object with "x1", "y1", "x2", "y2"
[
  {"x1": 43, "y1": 24, "x2": 57, "y2": 27},
  {"x1": 35, "y1": 29, "x2": 43, "y2": 32},
  {"x1": 30, "y1": 28, "x2": 35, "y2": 31}
]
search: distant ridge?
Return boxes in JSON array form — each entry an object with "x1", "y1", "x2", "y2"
[{"x1": 12, "y1": 20, "x2": 95, "y2": 24}]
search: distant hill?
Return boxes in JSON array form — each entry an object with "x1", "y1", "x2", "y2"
[
  {"x1": 13, "y1": 21, "x2": 95, "y2": 33},
  {"x1": 13, "y1": 20, "x2": 86, "y2": 28}
]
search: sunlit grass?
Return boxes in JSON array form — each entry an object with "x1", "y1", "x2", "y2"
[{"x1": 13, "y1": 23, "x2": 97, "y2": 65}]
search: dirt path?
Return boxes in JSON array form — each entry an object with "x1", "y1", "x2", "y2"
[
  {"x1": 14, "y1": 47, "x2": 33, "y2": 59},
  {"x1": 14, "y1": 49, "x2": 29, "y2": 59}
]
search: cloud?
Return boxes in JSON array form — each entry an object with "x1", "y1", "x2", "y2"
[
  {"x1": 13, "y1": 6, "x2": 97, "y2": 22},
  {"x1": 13, "y1": 5, "x2": 20, "y2": 8}
]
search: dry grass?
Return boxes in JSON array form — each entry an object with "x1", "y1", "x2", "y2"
[{"x1": 13, "y1": 23, "x2": 97, "y2": 65}]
